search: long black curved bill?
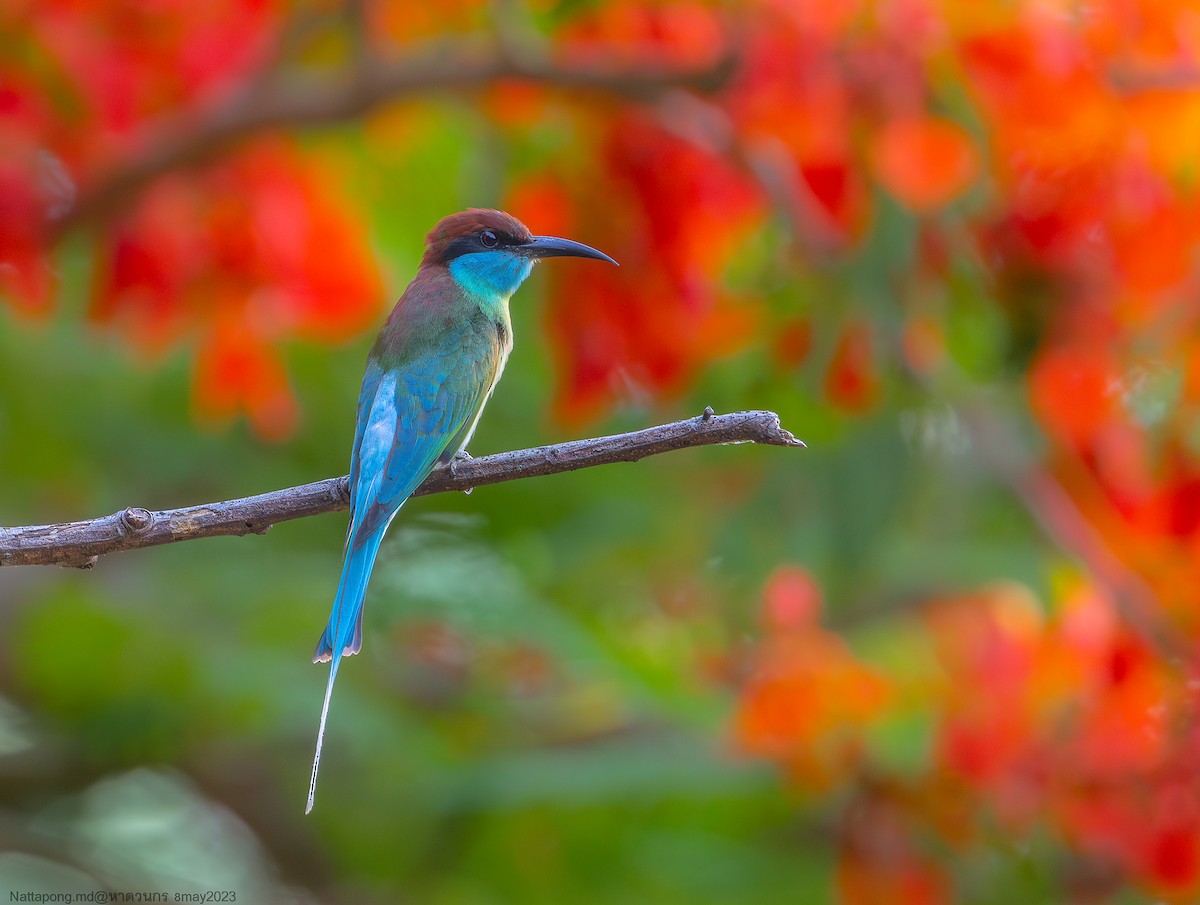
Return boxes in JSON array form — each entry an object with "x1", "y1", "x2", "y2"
[{"x1": 521, "y1": 235, "x2": 618, "y2": 266}]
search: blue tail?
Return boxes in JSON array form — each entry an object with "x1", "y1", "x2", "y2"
[{"x1": 307, "y1": 528, "x2": 387, "y2": 814}]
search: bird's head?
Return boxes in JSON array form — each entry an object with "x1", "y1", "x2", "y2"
[{"x1": 424, "y1": 208, "x2": 617, "y2": 300}]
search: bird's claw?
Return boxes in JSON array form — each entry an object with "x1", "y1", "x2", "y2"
[{"x1": 449, "y1": 449, "x2": 473, "y2": 480}]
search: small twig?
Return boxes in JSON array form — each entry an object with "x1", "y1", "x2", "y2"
[{"x1": 0, "y1": 410, "x2": 802, "y2": 569}]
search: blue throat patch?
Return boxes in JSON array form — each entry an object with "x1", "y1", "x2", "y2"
[{"x1": 449, "y1": 251, "x2": 534, "y2": 301}]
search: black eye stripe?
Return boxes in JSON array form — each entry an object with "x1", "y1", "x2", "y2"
[
  {"x1": 480, "y1": 229, "x2": 499, "y2": 248},
  {"x1": 439, "y1": 229, "x2": 531, "y2": 264}
]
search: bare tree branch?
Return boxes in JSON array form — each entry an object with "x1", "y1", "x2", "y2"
[
  {"x1": 54, "y1": 44, "x2": 735, "y2": 234},
  {"x1": 0, "y1": 409, "x2": 802, "y2": 570}
]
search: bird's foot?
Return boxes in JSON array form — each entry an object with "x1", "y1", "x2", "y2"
[
  {"x1": 449, "y1": 449, "x2": 473, "y2": 475},
  {"x1": 450, "y1": 450, "x2": 474, "y2": 493}
]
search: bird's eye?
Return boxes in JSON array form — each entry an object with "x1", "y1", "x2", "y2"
[{"x1": 480, "y1": 230, "x2": 498, "y2": 248}]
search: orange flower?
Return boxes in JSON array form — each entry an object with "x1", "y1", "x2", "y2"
[{"x1": 871, "y1": 116, "x2": 979, "y2": 213}]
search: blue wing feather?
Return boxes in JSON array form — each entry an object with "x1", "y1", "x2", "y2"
[
  {"x1": 318, "y1": 349, "x2": 497, "y2": 661},
  {"x1": 346, "y1": 358, "x2": 385, "y2": 517}
]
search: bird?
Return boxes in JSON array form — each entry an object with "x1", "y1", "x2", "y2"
[{"x1": 306, "y1": 208, "x2": 617, "y2": 812}]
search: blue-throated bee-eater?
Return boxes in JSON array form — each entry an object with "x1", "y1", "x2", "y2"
[{"x1": 307, "y1": 209, "x2": 616, "y2": 812}]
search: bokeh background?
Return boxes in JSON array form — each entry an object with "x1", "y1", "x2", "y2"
[{"x1": 4, "y1": 1, "x2": 1200, "y2": 902}]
